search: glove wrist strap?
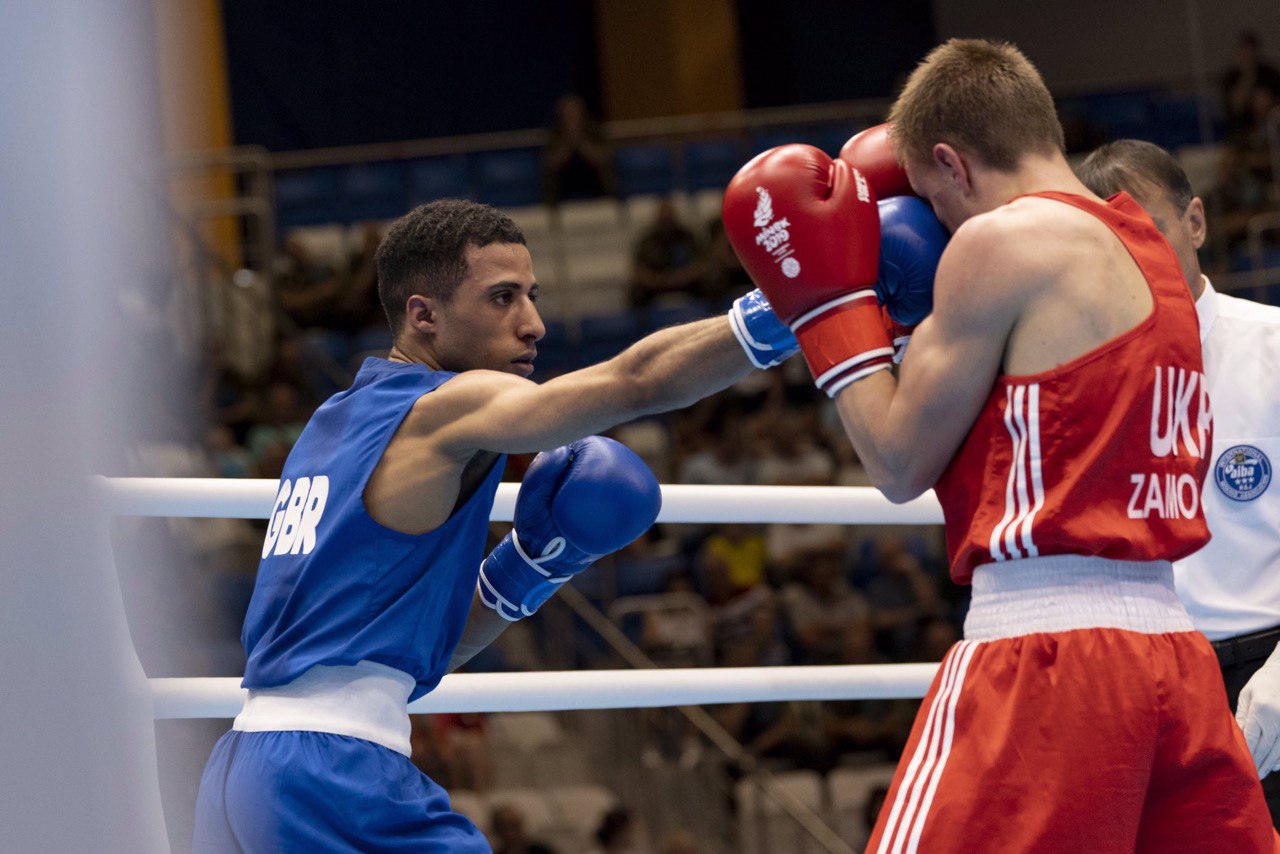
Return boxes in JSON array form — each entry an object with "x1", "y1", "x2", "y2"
[{"x1": 794, "y1": 293, "x2": 894, "y2": 397}]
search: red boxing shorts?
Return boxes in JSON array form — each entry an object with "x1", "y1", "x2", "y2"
[{"x1": 868, "y1": 556, "x2": 1278, "y2": 854}]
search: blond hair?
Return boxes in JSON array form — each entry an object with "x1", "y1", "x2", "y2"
[{"x1": 888, "y1": 39, "x2": 1064, "y2": 171}]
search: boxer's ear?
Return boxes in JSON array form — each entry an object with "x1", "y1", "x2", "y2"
[
  {"x1": 1184, "y1": 197, "x2": 1207, "y2": 250},
  {"x1": 406, "y1": 294, "x2": 438, "y2": 334},
  {"x1": 933, "y1": 143, "x2": 971, "y2": 194}
]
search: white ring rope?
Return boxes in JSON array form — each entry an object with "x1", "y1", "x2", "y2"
[
  {"x1": 96, "y1": 477, "x2": 945, "y2": 524},
  {"x1": 151, "y1": 665, "x2": 940, "y2": 719},
  {"x1": 101, "y1": 476, "x2": 945, "y2": 718}
]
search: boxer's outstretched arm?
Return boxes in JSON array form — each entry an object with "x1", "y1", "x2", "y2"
[
  {"x1": 832, "y1": 215, "x2": 1032, "y2": 501},
  {"x1": 424, "y1": 316, "x2": 753, "y2": 455}
]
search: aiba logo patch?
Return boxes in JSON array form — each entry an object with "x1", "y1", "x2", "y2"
[{"x1": 1214, "y1": 445, "x2": 1272, "y2": 502}]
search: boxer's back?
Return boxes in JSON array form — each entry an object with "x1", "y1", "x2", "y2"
[{"x1": 935, "y1": 190, "x2": 1212, "y2": 582}]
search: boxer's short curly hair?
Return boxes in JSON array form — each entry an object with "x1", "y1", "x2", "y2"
[
  {"x1": 375, "y1": 199, "x2": 526, "y2": 334},
  {"x1": 889, "y1": 39, "x2": 1065, "y2": 171}
]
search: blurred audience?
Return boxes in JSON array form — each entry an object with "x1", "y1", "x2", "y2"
[
  {"x1": 628, "y1": 198, "x2": 704, "y2": 310},
  {"x1": 583, "y1": 807, "x2": 636, "y2": 854},
  {"x1": 544, "y1": 94, "x2": 615, "y2": 206},
  {"x1": 491, "y1": 804, "x2": 558, "y2": 854},
  {"x1": 1221, "y1": 31, "x2": 1280, "y2": 140},
  {"x1": 780, "y1": 546, "x2": 872, "y2": 665}
]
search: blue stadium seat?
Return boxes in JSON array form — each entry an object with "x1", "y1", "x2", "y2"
[
  {"x1": 684, "y1": 138, "x2": 748, "y2": 191},
  {"x1": 1080, "y1": 91, "x2": 1157, "y2": 142},
  {"x1": 646, "y1": 302, "x2": 708, "y2": 332},
  {"x1": 275, "y1": 167, "x2": 343, "y2": 229},
  {"x1": 341, "y1": 162, "x2": 408, "y2": 222},
  {"x1": 408, "y1": 155, "x2": 472, "y2": 205},
  {"x1": 616, "y1": 144, "x2": 676, "y2": 197},
  {"x1": 1152, "y1": 94, "x2": 1210, "y2": 150},
  {"x1": 472, "y1": 148, "x2": 544, "y2": 208},
  {"x1": 577, "y1": 312, "x2": 643, "y2": 365}
]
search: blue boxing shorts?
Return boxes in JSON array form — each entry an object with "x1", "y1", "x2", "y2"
[{"x1": 193, "y1": 730, "x2": 491, "y2": 853}]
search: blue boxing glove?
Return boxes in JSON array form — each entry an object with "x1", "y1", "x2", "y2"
[
  {"x1": 728, "y1": 288, "x2": 799, "y2": 369},
  {"x1": 477, "y1": 436, "x2": 661, "y2": 621},
  {"x1": 875, "y1": 196, "x2": 949, "y2": 328}
]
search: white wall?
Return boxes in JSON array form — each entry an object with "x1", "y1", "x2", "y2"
[{"x1": 933, "y1": 0, "x2": 1280, "y2": 92}]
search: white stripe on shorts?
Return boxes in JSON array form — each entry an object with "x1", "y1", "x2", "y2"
[{"x1": 877, "y1": 640, "x2": 978, "y2": 854}]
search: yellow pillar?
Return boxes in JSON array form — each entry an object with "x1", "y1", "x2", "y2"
[
  {"x1": 595, "y1": 0, "x2": 745, "y2": 120},
  {"x1": 153, "y1": 0, "x2": 239, "y2": 265}
]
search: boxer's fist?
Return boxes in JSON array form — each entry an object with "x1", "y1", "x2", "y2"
[
  {"x1": 728, "y1": 288, "x2": 799, "y2": 369},
  {"x1": 478, "y1": 436, "x2": 661, "y2": 620},
  {"x1": 840, "y1": 124, "x2": 913, "y2": 199},
  {"x1": 722, "y1": 145, "x2": 881, "y2": 325},
  {"x1": 723, "y1": 145, "x2": 893, "y2": 397}
]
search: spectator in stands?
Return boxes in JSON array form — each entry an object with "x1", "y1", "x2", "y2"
[
  {"x1": 698, "y1": 524, "x2": 768, "y2": 594},
  {"x1": 409, "y1": 715, "x2": 452, "y2": 787},
  {"x1": 205, "y1": 425, "x2": 252, "y2": 479},
  {"x1": 491, "y1": 804, "x2": 558, "y2": 854},
  {"x1": 916, "y1": 616, "x2": 960, "y2": 662},
  {"x1": 1222, "y1": 31, "x2": 1280, "y2": 140},
  {"x1": 819, "y1": 620, "x2": 916, "y2": 764},
  {"x1": 543, "y1": 94, "x2": 615, "y2": 206},
  {"x1": 658, "y1": 829, "x2": 700, "y2": 854},
  {"x1": 678, "y1": 406, "x2": 755, "y2": 485},
  {"x1": 641, "y1": 569, "x2": 711, "y2": 667},
  {"x1": 854, "y1": 786, "x2": 892, "y2": 849},
  {"x1": 781, "y1": 545, "x2": 873, "y2": 665},
  {"x1": 432, "y1": 713, "x2": 495, "y2": 793},
  {"x1": 244, "y1": 382, "x2": 308, "y2": 467},
  {"x1": 583, "y1": 807, "x2": 635, "y2": 854},
  {"x1": 755, "y1": 407, "x2": 835, "y2": 486},
  {"x1": 341, "y1": 222, "x2": 393, "y2": 349},
  {"x1": 701, "y1": 217, "x2": 754, "y2": 307},
  {"x1": 864, "y1": 538, "x2": 945, "y2": 661},
  {"x1": 628, "y1": 198, "x2": 704, "y2": 310},
  {"x1": 275, "y1": 235, "x2": 348, "y2": 330}
]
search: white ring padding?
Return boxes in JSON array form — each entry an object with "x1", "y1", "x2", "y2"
[
  {"x1": 150, "y1": 664, "x2": 940, "y2": 719},
  {"x1": 95, "y1": 478, "x2": 944, "y2": 525}
]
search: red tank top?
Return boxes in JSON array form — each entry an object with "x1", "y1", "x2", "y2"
[{"x1": 934, "y1": 191, "x2": 1212, "y2": 584}]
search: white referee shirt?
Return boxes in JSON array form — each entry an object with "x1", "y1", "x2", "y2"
[{"x1": 1173, "y1": 277, "x2": 1280, "y2": 641}]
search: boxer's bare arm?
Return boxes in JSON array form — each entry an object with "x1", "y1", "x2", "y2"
[
  {"x1": 832, "y1": 213, "x2": 1038, "y2": 502},
  {"x1": 422, "y1": 315, "x2": 751, "y2": 456}
]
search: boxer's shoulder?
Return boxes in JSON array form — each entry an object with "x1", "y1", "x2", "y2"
[
  {"x1": 935, "y1": 207, "x2": 1057, "y2": 311},
  {"x1": 401, "y1": 369, "x2": 534, "y2": 455}
]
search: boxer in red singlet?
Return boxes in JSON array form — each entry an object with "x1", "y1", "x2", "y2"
[
  {"x1": 722, "y1": 39, "x2": 1278, "y2": 853},
  {"x1": 865, "y1": 42, "x2": 1277, "y2": 854}
]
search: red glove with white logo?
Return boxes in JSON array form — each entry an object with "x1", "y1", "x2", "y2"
[
  {"x1": 840, "y1": 123, "x2": 913, "y2": 199},
  {"x1": 722, "y1": 144, "x2": 893, "y2": 397}
]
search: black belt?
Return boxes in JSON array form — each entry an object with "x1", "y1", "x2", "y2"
[{"x1": 1212, "y1": 625, "x2": 1280, "y2": 670}]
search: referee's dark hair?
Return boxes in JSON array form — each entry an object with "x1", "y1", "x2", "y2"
[
  {"x1": 1076, "y1": 140, "x2": 1195, "y2": 214},
  {"x1": 375, "y1": 199, "x2": 526, "y2": 335}
]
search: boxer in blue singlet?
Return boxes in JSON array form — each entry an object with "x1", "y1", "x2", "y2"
[
  {"x1": 190, "y1": 199, "x2": 795, "y2": 853},
  {"x1": 191, "y1": 196, "x2": 945, "y2": 852}
]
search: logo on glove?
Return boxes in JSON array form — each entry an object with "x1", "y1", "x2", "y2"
[
  {"x1": 752, "y1": 186, "x2": 800, "y2": 279},
  {"x1": 753, "y1": 187, "x2": 773, "y2": 227}
]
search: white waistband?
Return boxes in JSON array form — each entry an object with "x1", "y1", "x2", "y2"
[
  {"x1": 233, "y1": 660, "x2": 414, "y2": 757},
  {"x1": 963, "y1": 555, "x2": 1196, "y2": 641}
]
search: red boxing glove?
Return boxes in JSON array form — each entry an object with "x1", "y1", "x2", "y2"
[
  {"x1": 840, "y1": 123, "x2": 913, "y2": 199},
  {"x1": 722, "y1": 145, "x2": 894, "y2": 397}
]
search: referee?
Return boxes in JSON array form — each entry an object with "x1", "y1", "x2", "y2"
[{"x1": 1080, "y1": 139, "x2": 1280, "y2": 824}]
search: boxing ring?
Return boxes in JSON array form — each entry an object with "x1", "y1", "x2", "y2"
[{"x1": 99, "y1": 477, "x2": 945, "y2": 718}]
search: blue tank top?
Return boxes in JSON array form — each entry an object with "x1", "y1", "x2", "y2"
[{"x1": 241, "y1": 358, "x2": 506, "y2": 701}]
